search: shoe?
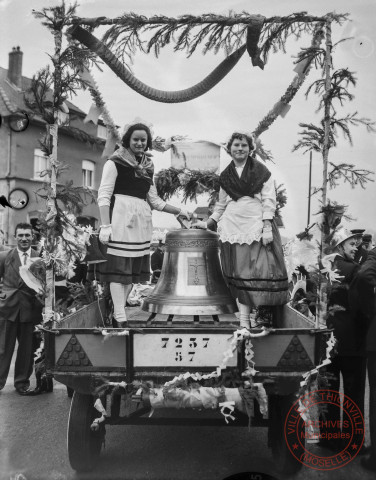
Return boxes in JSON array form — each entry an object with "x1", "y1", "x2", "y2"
[
  {"x1": 361, "y1": 456, "x2": 376, "y2": 472},
  {"x1": 34, "y1": 375, "x2": 53, "y2": 394},
  {"x1": 16, "y1": 386, "x2": 36, "y2": 396},
  {"x1": 40, "y1": 376, "x2": 53, "y2": 393}
]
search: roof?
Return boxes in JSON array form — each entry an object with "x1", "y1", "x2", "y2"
[{"x1": 0, "y1": 66, "x2": 86, "y2": 117}]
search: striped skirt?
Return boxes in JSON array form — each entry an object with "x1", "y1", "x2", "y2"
[
  {"x1": 93, "y1": 195, "x2": 152, "y2": 285},
  {"x1": 220, "y1": 220, "x2": 289, "y2": 307}
]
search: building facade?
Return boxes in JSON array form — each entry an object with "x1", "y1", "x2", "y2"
[{"x1": 0, "y1": 47, "x2": 107, "y2": 245}]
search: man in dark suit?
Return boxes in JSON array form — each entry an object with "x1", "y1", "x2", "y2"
[
  {"x1": 350, "y1": 247, "x2": 376, "y2": 471},
  {"x1": 0, "y1": 223, "x2": 43, "y2": 395}
]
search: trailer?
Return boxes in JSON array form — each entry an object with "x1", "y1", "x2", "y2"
[{"x1": 44, "y1": 297, "x2": 330, "y2": 475}]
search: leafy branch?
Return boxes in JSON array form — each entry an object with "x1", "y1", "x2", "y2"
[
  {"x1": 292, "y1": 122, "x2": 334, "y2": 154},
  {"x1": 70, "y1": 11, "x2": 349, "y2": 63},
  {"x1": 293, "y1": 112, "x2": 376, "y2": 153},
  {"x1": 155, "y1": 168, "x2": 220, "y2": 203},
  {"x1": 32, "y1": 0, "x2": 79, "y2": 31},
  {"x1": 306, "y1": 68, "x2": 357, "y2": 112},
  {"x1": 331, "y1": 112, "x2": 376, "y2": 145},
  {"x1": 258, "y1": 12, "x2": 317, "y2": 64},
  {"x1": 295, "y1": 46, "x2": 326, "y2": 69},
  {"x1": 328, "y1": 162, "x2": 374, "y2": 189},
  {"x1": 276, "y1": 184, "x2": 288, "y2": 217}
]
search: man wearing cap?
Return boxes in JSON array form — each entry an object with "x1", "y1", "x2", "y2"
[
  {"x1": 351, "y1": 229, "x2": 368, "y2": 265},
  {"x1": 0, "y1": 223, "x2": 42, "y2": 395},
  {"x1": 350, "y1": 247, "x2": 376, "y2": 471},
  {"x1": 321, "y1": 227, "x2": 368, "y2": 450},
  {"x1": 362, "y1": 233, "x2": 374, "y2": 251}
]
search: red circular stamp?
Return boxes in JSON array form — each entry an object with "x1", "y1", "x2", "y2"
[{"x1": 284, "y1": 389, "x2": 365, "y2": 471}]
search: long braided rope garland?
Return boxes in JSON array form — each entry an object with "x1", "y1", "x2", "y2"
[{"x1": 69, "y1": 25, "x2": 247, "y2": 104}]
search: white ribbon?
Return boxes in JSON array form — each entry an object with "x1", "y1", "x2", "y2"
[
  {"x1": 300, "y1": 332, "x2": 336, "y2": 388},
  {"x1": 219, "y1": 401, "x2": 236, "y2": 424},
  {"x1": 91, "y1": 398, "x2": 107, "y2": 431},
  {"x1": 108, "y1": 381, "x2": 127, "y2": 389},
  {"x1": 101, "y1": 329, "x2": 129, "y2": 339},
  {"x1": 84, "y1": 103, "x2": 101, "y2": 124}
]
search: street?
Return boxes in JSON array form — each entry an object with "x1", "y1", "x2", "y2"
[{"x1": 0, "y1": 351, "x2": 374, "y2": 480}]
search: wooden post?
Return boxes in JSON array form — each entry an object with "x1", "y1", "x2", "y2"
[
  {"x1": 316, "y1": 19, "x2": 333, "y2": 328},
  {"x1": 307, "y1": 151, "x2": 312, "y2": 227},
  {"x1": 44, "y1": 24, "x2": 63, "y2": 325},
  {"x1": 321, "y1": 19, "x2": 333, "y2": 212}
]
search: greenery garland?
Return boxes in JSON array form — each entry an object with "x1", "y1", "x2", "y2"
[
  {"x1": 67, "y1": 12, "x2": 348, "y2": 65},
  {"x1": 155, "y1": 168, "x2": 220, "y2": 203},
  {"x1": 155, "y1": 167, "x2": 288, "y2": 216},
  {"x1": 76, "y1": 65, "x2": 121, "y2": 143},
  {"x1": 253, "y1": 24, "x2": 325, "y2": 137}
]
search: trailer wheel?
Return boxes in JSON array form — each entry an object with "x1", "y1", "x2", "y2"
[
  {"x1": 268, "y1": 394, "x2": 304, "y2": 475},
  {"x1": 67, "y1": 392, "x2": 105, "y2": 472}
]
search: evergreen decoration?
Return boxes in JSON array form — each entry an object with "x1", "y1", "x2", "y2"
[
  {"x1": 155, "y1": 168, "x2": 220, "y2": 203},
  {"x1": 35, "y1": 179, "x2": 95, "y2": 279},
  {"x1": 155, "y1": 168, "x2": 288, "y2": 213},
  {"x1": 315, "y1": 201, "x2": 353, "y2": 225},
  {"x1": 33, "y1": 3, "x2": 373, "y2": 332},
  {"x1": 327, "y1": 163, "x2": 373, "y2": 189},
  {"x1": 24, "y1": 66, "x2": 104, "y2": 149},
  {"x1": 275, "y1": 184, "x2": 288, "y2": 218},
  {"x1": 253, "y1": 24, "x2": 325, "y2": 137},
  {"x1": 305, "y1": 68, "x2": 357, "y2": 110},
  {"x1": 293, "y1": 97, "x2": 375, "y2": 191},
  {"x1": 30, "y1": 1, "x2": 105, "y2": 324},
  {"x1": 55, "y1": 281, "x2": 99, "y2": 318},
  {"x1": 66, "y1": 12, "x2": 348, "y2": 63},
  {"x1": 78, "y1": 66, "x2": 120, "y2": 143}
]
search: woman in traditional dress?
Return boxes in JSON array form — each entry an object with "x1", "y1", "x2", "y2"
[
  {"x1": 98, "y1": 121, "x2": 190, "y2": 326},
  {"x1": 196, "y1": 132, "x2": 289, "y2": 329}
]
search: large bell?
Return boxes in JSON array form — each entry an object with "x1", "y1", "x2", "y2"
[{"x1": 142, "y1": 229, "x2": 238, "y2": 315}]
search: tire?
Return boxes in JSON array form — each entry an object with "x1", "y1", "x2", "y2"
[
  {"x1": 268, "y1": 394, "x2": 304, "y2": 475},
  {"x1": 66, "y1": 386, "x2": 74, "y2": 398},
  {"x1": 67, "y1": 392, "x2": 105, "y2": 472}
]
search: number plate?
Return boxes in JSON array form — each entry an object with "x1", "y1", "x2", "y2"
[{"x1": 133, "y1": 333, "x2": 237, "y2": 367}]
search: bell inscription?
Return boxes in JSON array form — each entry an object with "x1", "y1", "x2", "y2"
[{"x1": 187, "y1": 257, "x2": 207, "y2": 285}]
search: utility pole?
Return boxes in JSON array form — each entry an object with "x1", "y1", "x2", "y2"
[{"x1": 307, "y1": 151, "x2": 312, "y2": 226}]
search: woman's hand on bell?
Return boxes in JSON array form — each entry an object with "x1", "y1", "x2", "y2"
[
  {"x1": 99, "y1": 225, "x2": 112, "y2": 244},
  {"x1": 193, "y1": 220, "x2": 207, "y2": 229},
  {"x1": 178, "y1": 209, "x2": 191, "y2": 220}
]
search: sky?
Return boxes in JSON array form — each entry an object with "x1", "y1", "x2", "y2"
[{"x1": 1, "y1": 0, "x2": 375, "y2": 238}]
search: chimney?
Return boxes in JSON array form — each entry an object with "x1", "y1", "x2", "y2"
[{"x1": 8, "y1": 46, "x2": 23, "y2": 89}]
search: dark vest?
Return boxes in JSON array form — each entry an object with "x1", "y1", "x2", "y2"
[
  {"x1": 109, "y1": 161, "x2": 152, "y2": 216},
  {"x1": 113, "y1": 161, "x2": 152, "y2": 199}
]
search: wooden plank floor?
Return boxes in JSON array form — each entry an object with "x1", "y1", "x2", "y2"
[{"x1": 126, "y1": 306, "x2": 239, "y2": 328}]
